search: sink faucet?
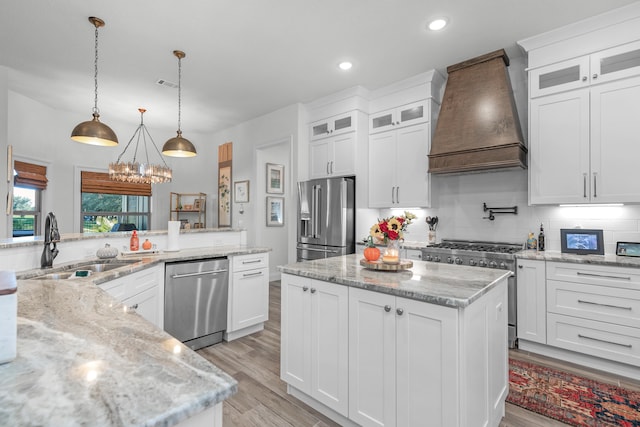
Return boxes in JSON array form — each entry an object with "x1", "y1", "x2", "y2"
[{"x1": 41, "y1": 212, "x2": 60, "y2": 268}]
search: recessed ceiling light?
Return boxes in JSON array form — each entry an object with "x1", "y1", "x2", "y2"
[
  {"x1": 338, "y1": 61, "x2": 353, "y2": 71},
  {"x1": 428, "y1": 18, "x2": 448, "y2": 31}
]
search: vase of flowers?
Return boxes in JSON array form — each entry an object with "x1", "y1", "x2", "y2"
[{"x1": 369, "y1": 212, "x2": 416, "y2": 264}]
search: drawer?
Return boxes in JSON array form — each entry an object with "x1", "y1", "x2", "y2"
[
  {"x1": 232, "y1": 253, "x2": 268, "y2": 272},
  {"x1": 547, "y1": 313, "x2": 640, "y2": 367},
  {"x1": 546, "y1": 262, "x2": 640, "y2": 290},
  {"x1": 98, "y1": 266, "x2": 161, "y2": 301},
  {"x1": 547, "y1": 280, "x2": 640, "y2": 328}
]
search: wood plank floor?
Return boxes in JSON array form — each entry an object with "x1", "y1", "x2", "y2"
[{"x1": 198, "y1": 281, "x2": 639, "y2": 427}]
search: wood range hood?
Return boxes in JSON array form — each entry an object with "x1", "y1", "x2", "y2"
[{"x1": 428, "y1": 49, "x2": 527, "y2": 174}]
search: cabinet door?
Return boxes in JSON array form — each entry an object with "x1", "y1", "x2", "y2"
[
  {"x1": 331, "y1": 112, "x2": 356, "y2": 136},
  {"x1": 229, "y1": 268, "x2": 268, "y2": 332},
  {"x1": 395, "y1": 123, "x2": 430, "y2": 208},
  {"x1": 123, "y1": 286, "x2": 161, "y2": 328},
  {"x1": 590, "y1": 76, "x2": 640, "y2": 203},
  {"x1": 396, "y1": 100, "x2": 428, "y2": 128},
  {"x1": 516, "y1": 259, "x2": 547, "y2": 344},
  {"x1": 395, "y1": 296, "x2": 458, "y2": 427},
  {"x1": 280, "y1": 274, "x2": 312, "y2": 393},
  {"x1": 330, "y1": 133, "x2": 356, "y2": 177},
  {"x1": 530, "y1": 56, "x2": 590, "y2": 98},
  {"x1": 310, "y1": 119, "x2": 331, "y2": 141},
  {"x1": 309, "y1": 139, "x2": 331, "y2": 179},
  {"x1": 369, "y1": 131, "x2": 397, "y2": 208},
  {"x1": 349, "y1": 288, "x2": 396, "y2": 427},
  {"x1": 370, "y1": 108, "x2": 396, "y2": 134},
  {"x1": 310, "y1": 280, "x2": 349, "y2": 416},
  {"x1": 529, "y1": 89, "x2": 590, "y2": 204},
  {"x1": 591, "y1": 40, "x2": 640, "y2": 85}
]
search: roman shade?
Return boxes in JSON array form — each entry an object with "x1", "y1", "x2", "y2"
[
  {"x1": 14, "y1": 161, "x2": 48, "y2": 190},
  {"x1": 81, "y1": 171, "x2": 151, "y2": 196}
]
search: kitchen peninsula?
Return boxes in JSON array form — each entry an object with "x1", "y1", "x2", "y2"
[
  {"x1": 279, "y1": 254, "x2": 511, "y2": 427},
  {"x1": 0, "y1": 228, "x2": 271, "y2": 427}
]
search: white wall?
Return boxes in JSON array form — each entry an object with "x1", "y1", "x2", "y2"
[{"x1": 0, "y1": 67, "x2": 8, "y2": 238}]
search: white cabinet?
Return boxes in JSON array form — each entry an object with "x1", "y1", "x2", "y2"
[
  {"x1": 530, "y1": 75, "x2": 640, "y2": 204},
  {"x1": 309, "y1": 132, "x2": 356, "y2": 179},
  {"x1": 369, "y1": 123, "x2": 430, "y2": 208},
  {"x1": 280, "y1": 274, "x2": 349, "y2": 416},
  {"x1": 530, "y1": 40, "x2": 640, "y2": 98},
  {"x1": 310, "y1": 111, "x2": 357, "y2": 141},
  {"x1": 98, "y1": 264, "x2": 164, "y2": 329},
  {"x1": 369, "y1": 100, "x2": 429, "y2": 134},
  {"x1": 225, "y1": 253, "x2": 269, "y2": 341},
  {"x1": 516, "y1": 259, "x2": 547, "y2": 344},
  {"x1": 348, "y1": 287, "x2": 459, "y2": 427},
  {"x1": 545, "y1": 262, "x2": 640, "y2": 367}
]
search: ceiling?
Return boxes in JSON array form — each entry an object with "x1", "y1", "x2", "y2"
[{"x1": 1, "y1": 1, "x2": 637, "y2": 137}]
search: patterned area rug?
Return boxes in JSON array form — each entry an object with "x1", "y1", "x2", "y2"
[{"x1": 507, "y1": 358, "x2": 640, "y2": 426}]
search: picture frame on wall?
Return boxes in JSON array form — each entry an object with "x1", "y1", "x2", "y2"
[
  {"x1": 266, "y1": 163, "x2": 284, "y2": 194},
  {"x1": 266, "y1": 196, "x2": 285, "y2": 227},
  {"x1": 234, "y1": 180, "x2": 250, "y2": 203}
]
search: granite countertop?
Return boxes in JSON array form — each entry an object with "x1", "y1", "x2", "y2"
[
  {"x1": 2, "y1": 245, "x2": 270, "y2": 427},
  {"x1": 356, "y1": 240, "x2": 427, "y2": 250},
  {"x1": 279, "y1": 254, "x2": 510, "y2": 308},
  {"x1": 516, "y1": 249, "x2": 640, "y2": 269}
]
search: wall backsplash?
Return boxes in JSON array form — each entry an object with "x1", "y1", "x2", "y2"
[{"x1": 357, "y1": 168, "x2": 640, "y2": 255}]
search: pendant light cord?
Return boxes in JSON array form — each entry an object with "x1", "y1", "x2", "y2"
[
  {"x1": 93, "y1": 23, "x2": 100, "y2": 114},
  {"x1": 177, "y1": 55, "x2": 182, "y2": 133}
]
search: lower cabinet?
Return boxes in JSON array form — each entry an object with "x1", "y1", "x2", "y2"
[
  {"x1": 281, "y1": 273, "x2": 509, "y2": 427},
  {"x1": 226, "y1": 253, "x2": 270, "y2": 341},
  {"x1": 98, "y1": 264, "x2": 164, "y2": 329},
  {"x1": 516, "y1": 259, "x2": 547, "y2": 344},
  {"x1": 348, "y1": 287, "x2": 458, "y2": 427},
  {"x1": 280, "y1": 274, "x2": 349, "y2": 416}
]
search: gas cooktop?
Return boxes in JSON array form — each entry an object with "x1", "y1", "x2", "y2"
[{"x1": 426, "y1": 240, "x2": 523, "y2": 254}]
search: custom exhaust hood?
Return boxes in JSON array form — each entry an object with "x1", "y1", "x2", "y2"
[{"x1": 428, "y1": 49, "x2": 527, "y2": 174}]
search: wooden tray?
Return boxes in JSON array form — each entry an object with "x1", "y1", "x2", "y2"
[{"x1": 360, "y1": 258, "x2": 413, "y2": 271}]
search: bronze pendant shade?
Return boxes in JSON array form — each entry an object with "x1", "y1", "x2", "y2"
[
  {"x1": 71, "y1": 17, "x2": 118, "y2": 147},
  {"x1": 162, "y1": 50, "x2": 197, "y2": 157}
]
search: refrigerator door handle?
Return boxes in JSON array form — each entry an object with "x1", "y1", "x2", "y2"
[
  {"x1": 313, "y1": 185, "x2": 321, "y2": 238},
  {"x1": 297, "y1": 246, "x2": 339, "y2": 254}
]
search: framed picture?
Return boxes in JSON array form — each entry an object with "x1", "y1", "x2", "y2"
[
  {"x1": 560, "y1": 228, "x2": 604, "y2": 255},
  {"x1": 266, "y1": 163, "x2": 284, "y2": 194},
  {"x1": 266, "y1": 196, "x2": 285, "y2": 227},
  {"x1": 193, "y1": 198, "x2": 203, "y2": 210},
  {"x1": 218, "y1": 165, "x2": 231, "y2": 227},
  {"x1": 234, "y1": 180, "x2": 250, "y2": 203}
]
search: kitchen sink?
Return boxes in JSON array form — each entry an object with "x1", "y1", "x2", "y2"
[
  {"x1": 33, "y1": 272, "x2": 75, "y2": 280},
  {"x1": 75, "y1": 260, "x2": 140, "y2": 272},
  {"x1": 29, "y1": 259, "x2": 141, "y2": 280}
]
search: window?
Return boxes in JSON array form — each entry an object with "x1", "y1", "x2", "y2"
[
  {"x1": 81, "y1": 171, "x2": 151, "y2": 232},
  {"x1": 13, "y1": 160, "x2": 47, "y2": 237}
]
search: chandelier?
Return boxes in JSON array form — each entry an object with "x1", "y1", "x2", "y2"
[{"x1": 108, "y1": 109, "x2": 172, "y2": 184}]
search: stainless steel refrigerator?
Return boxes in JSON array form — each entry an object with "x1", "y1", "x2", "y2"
[{"x1": 297, "y1": 176, "x2": 355, "y2": 261}]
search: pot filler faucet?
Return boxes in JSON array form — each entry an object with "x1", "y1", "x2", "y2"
[{"x1": 41, "y1": 212, "x2": 60, "y2": 268}]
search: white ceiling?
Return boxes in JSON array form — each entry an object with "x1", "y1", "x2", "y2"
[{"x1": 1, "y1": 1, "x2": 637, "y2": 136}]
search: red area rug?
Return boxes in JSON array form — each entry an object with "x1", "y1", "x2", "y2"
[{"x1": 507, "y1": 358, "x2": 640, "y2": 426}]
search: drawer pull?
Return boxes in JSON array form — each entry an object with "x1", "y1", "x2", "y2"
[
  {"x1": 576, "y1": 272, "x2": 631, "y2": 281},
  {"x1": 577, "y1": 334, "x2": 632, "y2": 348},
  {"x1": 242, "y1": 271, "x2": 263, "y2": 278},
  {"x1": 577, "y1": 299, "x2": 632, "y2": 310},
  {"x1": 242, "y1": 259, "x2": 262, "y2": 264}
]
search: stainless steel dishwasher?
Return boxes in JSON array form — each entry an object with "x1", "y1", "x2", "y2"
[{"x1": 164, "y1": 258, "x2": 229, "y2": 350}]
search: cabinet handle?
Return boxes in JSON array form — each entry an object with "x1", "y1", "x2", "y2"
[
  {"x1": 518, "y1": 265, "x2": 523, "y2": 269},
  {"x1": 582, "y1": 76, "x2": 588, "y2": 81},
  {"x1": 242, "y1": 259, "x2": 262, "y2": 264},
  {"x1": 576, "y1": 272, "x2": 631, "y2": 281},
  {"x1": 310, "y1": 288, "x2": 316, "y2": 294},
  {"x1": 592, "y1": 73, "x2": 598, "y2": 79},
  {"x1": 593, "y1": 173, "x2": 597, "y2": 198},
  {"x1": 396, "y1": 308, "x2": 404, "y2": 316},
  {"x1": 326, "y1": 162, "x2": 330, "y2": 175},
  {"x1": 384, "y1": 305, "x2": 391, "y2": 312},
  {"x1": 330, "y1": 161, "x2": 334, "y2": 174},
  {"x1": 303, "y1": 286, "x2": 309, "y2": 292},
  {"x1": 391, "y1": 187, "x2": 395, "y2": 204},
  {"x1": 395, "y1": 187, "x2": 399, "y2": 204},
  {"x1": 242, "y1": 271, "x2": 263, "y2": 278},
  {"x1": 130, "y1": 303, "x2": 139, "y2": 310},
  {"x1": 577, "y1": 299, "x2": 632, "y2": 310},
  {"x1": 578, "y1": 334, "x2": 631, "y2": 348},
  {"x1": 583, "y1": 173, "x2": 587, "y2": 198}
]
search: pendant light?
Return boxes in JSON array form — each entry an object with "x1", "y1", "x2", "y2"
[
  {"x1": 162, "y1": 50, "x2": 197, "y2": 157},
  {"x1": 109, "y1": 109, "x2": 172, "y2": 184},
  {"x1": 71, "y1": 17, "x2": 118, "y2": 147}
]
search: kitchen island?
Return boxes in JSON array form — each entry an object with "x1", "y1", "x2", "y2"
[
  {"x1": 1, "y1": 244, "x2": 270, "y2": 427},
  {"x1": 279, "y1": 254, "x2": 511, "y2": 427}
]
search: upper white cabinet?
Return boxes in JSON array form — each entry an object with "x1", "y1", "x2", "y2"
[
  {"x1": 309, "y1": 132, "x2": 356, "y2": 179},
  {"x1": 530, "y1": 40, "x2": 640, "y2": 98},
  {"x1": 369, "y1": 100, "x2": 429, "y2": 134},
  {"x1": 310, "y1": 111, "x2": 357, "y2": 141},
  {"x1": 369, "y1": 123, "x2": 430, "y2": 208},
  {"x1": 521, "y1": 13, "x2": 640, "y2": 205}
]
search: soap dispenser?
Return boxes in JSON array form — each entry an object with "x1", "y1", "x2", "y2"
[{"x1": 130, "y1": 230, "x2": 139, "y2": 251}]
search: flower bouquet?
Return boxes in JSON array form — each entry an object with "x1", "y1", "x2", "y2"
[{"x1": 369, "y1": 212, "x2": 416, "y2": 263}]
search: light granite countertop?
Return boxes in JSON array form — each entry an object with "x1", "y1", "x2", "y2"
[
  {"x1": 1, "y1": 245, "x2": 270, "y2": 427},
  {"x1": 516, "y1": 249, "x2": 640, "y2": 269},
  {"x1": 279, "y1": 253, "x2": 510, "y2": 308}
]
